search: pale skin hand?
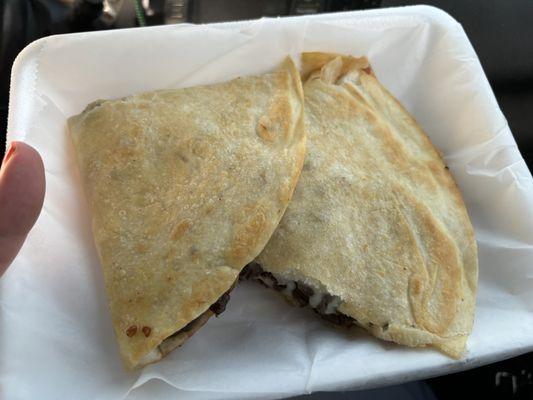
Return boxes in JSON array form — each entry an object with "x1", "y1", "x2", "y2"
[{"x1": 0, "y1": 142, "x2": 45, "y2": 277}]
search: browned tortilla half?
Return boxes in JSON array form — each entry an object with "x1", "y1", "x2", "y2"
[
  {"x1": 252, "y1": 53, "x2": 478, "y2": 357},
  {"x1": 69, "y1": 57, "x2": 305, "y2": 368}
]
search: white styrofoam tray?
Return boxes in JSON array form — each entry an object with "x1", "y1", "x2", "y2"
[{"x1": 3, "y1": 5, "x2": 533, "y2": 400}]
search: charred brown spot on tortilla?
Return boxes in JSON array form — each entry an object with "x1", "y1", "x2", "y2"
[
  {"x1": 135, "y1": 242, "x2": 149, "y2": 254},
  {"x1": 142, "y1": 326, "x2": 152, "y2": 337},
  {"x1": 240, "y1": 263, "x2": 358, "y2": 329},
  {"x1": 257, "y1": 116, "x2": 276, "y2": 143},
  {"x1": 171, "y1": 219, "x2": 192, "y2": 240},
  {"x1": 362, "y1": 66, "x2": 373, "y2": 75},
  {"x1": 126, "y1": 325, "x2": 137, "y2": 337},
  {"x1": 177, "y1": 152, "x2": 189, "y2": 163},
  {"x1": 226, "y1": 209, "x2": 267, "y2": 266}
]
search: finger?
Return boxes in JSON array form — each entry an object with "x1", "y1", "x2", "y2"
[{"x1": 0, "y1": 142, "x2": 46, "y2": 276}]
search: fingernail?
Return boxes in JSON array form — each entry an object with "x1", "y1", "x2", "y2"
[{"x1": 2, "y1": 142, "x2": 16, "y2": 166}]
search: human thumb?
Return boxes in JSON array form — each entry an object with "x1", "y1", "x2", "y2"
[{"x1": 0, "y1": 141, "x2": 45, "y2": 277}]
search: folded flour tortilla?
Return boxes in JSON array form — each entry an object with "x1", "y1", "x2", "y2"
[
  {"x1": 243, "y1": 53, "x2": 478, "y2": 357},
  {"x1": 69, "y1": 58, "x2": 305, "y2": 368}
]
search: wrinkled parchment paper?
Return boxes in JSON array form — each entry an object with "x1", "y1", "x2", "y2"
[{"x1": 3, "y1": 6, "x2": 533, "y2": 400}]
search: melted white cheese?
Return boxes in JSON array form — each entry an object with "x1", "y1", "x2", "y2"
[
  {"x1": 271, "y1": 272, "x2": 342, "y2": 315},
  {"x1": 277, "y1": 277, "x2": 296, "y2": 297},
  {"x1": 138, "y1": 347, "x2": 162, "y2": 365},
  {"x1": 309, "y1": 292, "x2": 324, "y2": 308},
  {"x1": 325, "y1": 296, "x2": 341, "y2": 315}
]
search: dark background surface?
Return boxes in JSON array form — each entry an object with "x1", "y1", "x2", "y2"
[{"x1": 1, "y1": 1, "x2": 532, "y2": 399}]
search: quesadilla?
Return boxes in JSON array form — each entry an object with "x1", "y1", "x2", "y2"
[
  {"x1": 69, "y1": 57, "x2": 306, "y2": 368},
  {"x1": 242, "y1": 53, "x2": 478, "y2": 357}
]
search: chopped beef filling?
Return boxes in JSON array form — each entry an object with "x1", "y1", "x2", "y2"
[
  {"x1": 209, "y1": 290, "x2": 231, "y2": 315},
  {"x1": 240, "y1": 262, "x2": 357, "y2": 329},
  {"x1": 166, "y1": 285, "x2": 234, "y2": 340},
  {"x1": 137, "y1": 284, "x2": 238, "y2": 364}
]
